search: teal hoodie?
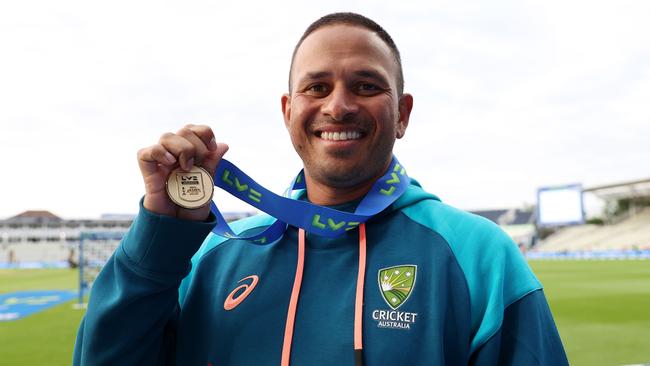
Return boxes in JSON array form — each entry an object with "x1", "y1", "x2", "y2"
[{"x1": 74, "y1": 179, "x2": 567, "y2": 365}]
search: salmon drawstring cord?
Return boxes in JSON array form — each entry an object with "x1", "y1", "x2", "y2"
[{"x1": 281, "y1": 224, "x2": 367, "y2": 366}]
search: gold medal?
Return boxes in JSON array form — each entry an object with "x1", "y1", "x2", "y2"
[{"x1": 166, "y1": 166, "x2": 214, "y2": 209}]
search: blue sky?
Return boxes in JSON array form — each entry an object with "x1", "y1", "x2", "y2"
[{"x1": 1, "y1": 0, "x2": 648, "y2": 218}]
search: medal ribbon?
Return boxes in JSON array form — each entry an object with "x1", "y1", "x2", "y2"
[{"x1": 209, "y1": 156, "x2": 408, "y2": 244}]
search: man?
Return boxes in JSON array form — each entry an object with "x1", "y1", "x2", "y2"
[{"x1": 74, "y1": 12, "x2": 568, "y2": 365}]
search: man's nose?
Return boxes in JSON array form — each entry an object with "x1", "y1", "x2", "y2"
[{"x1": 321, "y1": 86, "x2": 358, "y2": 121}]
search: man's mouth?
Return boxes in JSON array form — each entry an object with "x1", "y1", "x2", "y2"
[{"x1": 316, "y1": 130, "x2": 364, "y2": 141}]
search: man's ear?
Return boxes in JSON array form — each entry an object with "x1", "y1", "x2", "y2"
[
  {"x1": 396, "y1": 93, "x2": 413, "y2": 139},
  {"x1": 281, "y1": 93, "x2": 291, "y2": 129}
]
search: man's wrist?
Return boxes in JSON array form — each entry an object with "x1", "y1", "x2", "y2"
[{"x1": 118, "y1": 198, "x2": 217, "y2": 275}]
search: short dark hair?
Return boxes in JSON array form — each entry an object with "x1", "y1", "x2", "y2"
[{"x1": 288, "y1": 12, "x2": 404, "y2": 95}]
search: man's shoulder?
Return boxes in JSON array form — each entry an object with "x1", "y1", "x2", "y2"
[
  {"x1": 397, "y1": 185, "x2": 542, "y2": 353},
  {"x1": 397, "y1": 186, "x2": 510, "y2": 251},
  {"x1": 399, "y1": 194, "x2": 529, "y2": 284}
]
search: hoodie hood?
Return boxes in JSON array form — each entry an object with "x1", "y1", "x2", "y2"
[{"x1": 390, "y1": 178, "x2": 441, "y2": 212}]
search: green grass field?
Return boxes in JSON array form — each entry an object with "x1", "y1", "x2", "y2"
[
  {"x1": 1, "y1": 261, "x2": 649, "y2": 365},
  {"x1": 0, "y1": 269, "x2": 83, "y2": 365},
  {"x1": 530, "y1": 260, "x2": 650, "y2": 366}
]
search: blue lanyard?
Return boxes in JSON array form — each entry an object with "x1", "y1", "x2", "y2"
[{"x1": 209, "y1": 156, "x2": 409, "y2": 244}]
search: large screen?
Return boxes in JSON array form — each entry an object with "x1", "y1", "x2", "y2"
[{"x1": 537, "y1": 184, "x2": 585, "y2": 227}]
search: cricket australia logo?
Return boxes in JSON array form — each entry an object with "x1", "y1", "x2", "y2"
[{"x1": 372, "y1": 265, "x2": 419, "y2": 330}]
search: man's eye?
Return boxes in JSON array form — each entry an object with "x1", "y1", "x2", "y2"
[
  {"x1": 306, "y1": 84, "x2": 328, "y2": 93},
  {"x1": 357, "y1": 83, "x2": 382, "y2": 93}
]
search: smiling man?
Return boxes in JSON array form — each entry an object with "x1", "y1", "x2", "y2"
[
  {"x1": 282, "y1": 22, "x2": 411, "y2": 205},
  {"x1": 74, "y1": 13, "x2": 568, "y2": 366}
]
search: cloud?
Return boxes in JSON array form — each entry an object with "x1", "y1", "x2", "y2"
[{"x1": 0, "y1": 0, "x2": 648, "y2": 218}]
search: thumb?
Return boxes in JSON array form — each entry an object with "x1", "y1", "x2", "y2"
[{"x1": 202, "y1": 142, "x2": 229, "y2": 178}]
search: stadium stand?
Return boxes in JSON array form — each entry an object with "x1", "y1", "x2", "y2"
[
  {"x1": 1, "y1": 243, "x2": 70, "y2": 264},
  {"x1": 0, "y1": 210, "x2": 254, "y2": 267},
  {"x1": 535, "y1": 208, "x2": 650, "y2": 252},
  {"x1": 3, "y1": 177, "x2": 648, "y2": 264},
  {"x1": 534, "y1": 178, "x2": 650, "y2": 254}
]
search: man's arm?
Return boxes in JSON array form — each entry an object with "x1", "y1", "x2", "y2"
[
  {"x1": 73, "y1": 203, "x2": 216, "y2": 365},
  {"x1": 469, "y1": 289, "x2": 569, "y2": 366},
  {"x1": 73, "y1": 124, "x2": 226, "y2": 365}
]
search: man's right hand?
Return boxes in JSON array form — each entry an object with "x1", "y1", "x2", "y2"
[{"x1": 137, "y1": 124, "x2": 229, "y2": 221}]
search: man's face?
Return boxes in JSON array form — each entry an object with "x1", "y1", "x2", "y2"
[{"x1": 282, "y1": 25, "x2": 412, "y2": 190}]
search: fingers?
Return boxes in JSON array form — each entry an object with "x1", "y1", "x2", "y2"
[
  {"x1": 202, "y1": 142, "x2": 229, "y2": 177},
  {"x1": 157, "y1": 124, "x2": 218, "y2": 171},
  {"x1": 138, "y1": 124, "x2": 226, "y2": 219},
  {"x1": 182, "y1": 124, "x2": 218, "y2": 152},
  {"x1": 137, "y1": 144, "x2": 177, "y2": 177},
  {"x1": 138, "y1": 123, "x2": 227, "y2": 178}
]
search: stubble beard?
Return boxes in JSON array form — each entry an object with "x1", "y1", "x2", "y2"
[{"x1": 303, "y1": 147, "x2": 394, "y2": 190}]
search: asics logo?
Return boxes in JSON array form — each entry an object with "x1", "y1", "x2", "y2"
[{"x1": 224, "y1": 275, "x2": 259, "y2": 311}]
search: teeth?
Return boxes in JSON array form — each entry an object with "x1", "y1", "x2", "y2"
[{"x1": 320, "y1": 131, "x2": 361, "y2": 141}]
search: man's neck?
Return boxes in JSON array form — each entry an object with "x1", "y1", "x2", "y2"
[
  {"x1": 302, "y1": 158, "x2": 394, "y2": 206},
  {"x1": 304, "y1": 167, "x2": 392, "y2": 206},
  {"x1": 305, "y1": 180, "x2": 373, "y2": 206}
]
